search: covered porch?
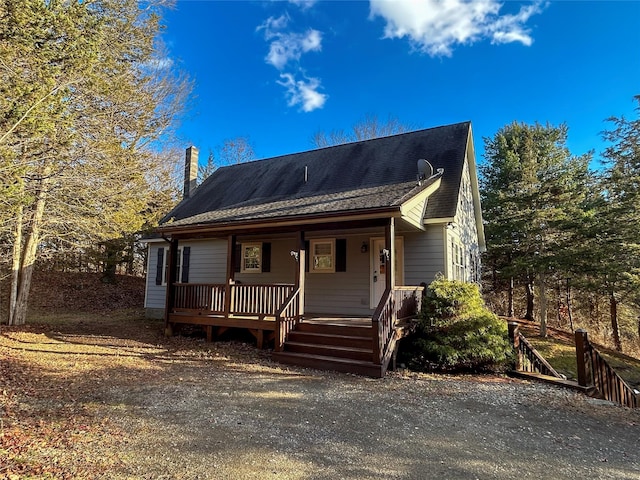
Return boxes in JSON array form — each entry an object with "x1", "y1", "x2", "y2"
[{"x1": 162, "y1": 217, "x2": 426, "y2": 375}]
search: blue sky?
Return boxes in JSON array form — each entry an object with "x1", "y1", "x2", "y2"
[{"x1": 162, "y1": 1, "x2": 639, "y2": 166}]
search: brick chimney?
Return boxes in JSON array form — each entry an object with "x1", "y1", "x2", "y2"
[{"x1": 183, "y1": 146, "x2": 198, "y2": 199}]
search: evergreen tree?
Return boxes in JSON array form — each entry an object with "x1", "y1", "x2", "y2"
[{"x1": 481, "y1": 122, "x2": 592, "y2": 336}]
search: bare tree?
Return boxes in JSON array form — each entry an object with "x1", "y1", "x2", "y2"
[{"x1": 311, "y1": 114, "x2": 417, "y2": 148}]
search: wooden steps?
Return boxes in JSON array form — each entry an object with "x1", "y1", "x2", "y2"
[{"x1": 272, "y1": 321, "x2": 384, "y2": 378}]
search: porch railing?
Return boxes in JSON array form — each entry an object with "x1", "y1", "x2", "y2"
[
  {"x1": 174, "y1": 283, "x2": 225, "y2": 313},
  {"x1": 275, "y1": 287, "x2": 301, "y2": 352},
  {"x1": 230, "y1": 284, "x2": 295, "y2": 317},
  {"x1": 171, "y1": 283, "x2": 295, "y2": 318},
  {"x1": 372, "y1": 285, "x2": 424, "y2": 369}
]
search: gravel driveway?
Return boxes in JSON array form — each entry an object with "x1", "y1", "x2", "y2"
[
  {"x1": 104, "y1": 355, "x2": 639, "y2": 479},
  {"x1": 2, "y1": 319, "x2": 639, "y2": 479}
]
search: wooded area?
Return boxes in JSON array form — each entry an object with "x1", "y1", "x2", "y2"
[
  {"x1": 481, "y1": 98, "x2": 640, "y2": 353},
  {"x1": 1, "y1": 1, "x2": 638, "y2": 359},
  {"x1": 0, "y1": 0, "x2": 189, "y2": 324}
]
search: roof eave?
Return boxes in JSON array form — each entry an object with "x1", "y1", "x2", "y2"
[{"x1": 157, "y1": 206, "x2": 402, "y2": 236}]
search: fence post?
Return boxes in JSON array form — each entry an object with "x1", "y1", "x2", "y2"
[
  {"x1": 508, "y1": 322, "x2": 521, "y2": 371},
  {"x1": 575, "y1": 329, "x2": 592, "y2": 387}
]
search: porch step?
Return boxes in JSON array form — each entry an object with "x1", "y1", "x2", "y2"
[
  {"x1": 272, "y1": 352, "x2": 383, "y2": 378},
  {"x1": 272, "y1": 321, "x2": 382, "y2": 377},
  {"x1": 284, "y1": 341, "x2": 373, "y2": 362},
  {"x1": 287, "y1": 331, "x2": 373, "y2": 349},
  {"x1": 296, "y1": 322, "x2": 372, "y2": 337}
]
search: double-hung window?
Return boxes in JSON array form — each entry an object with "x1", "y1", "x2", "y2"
[
  {"x1": 310, "y1": 239, "x2": 335, "y2": 273},
  {"x1": 241, "y1": 243, "x2": 262, "y2": 273}
]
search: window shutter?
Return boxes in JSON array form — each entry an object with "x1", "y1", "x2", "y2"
[
  {"x1": 262, "y1": 242, "x2": 271, "y2": 272},
  {"x1": 155, "y1": 248, "x2": 164, "y2": 285},
  {"x1": 336, "y1": 238, "x2": 347, "y2": 272},
  {"x1": 304, "y1": 240, "x2": 310, "y2": 272},
  {"x1": 181, "y1": 247, "x2": 190, "y2": 283},
  {"x1": 234, "y1": 244, "x2": 242, "y2": 273}
]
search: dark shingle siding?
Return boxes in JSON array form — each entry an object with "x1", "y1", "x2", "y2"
[{"x1": 161, "y1": 121, "x2": 470, "y2": 227}]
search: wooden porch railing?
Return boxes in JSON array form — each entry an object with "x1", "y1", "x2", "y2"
[
  {"x1": 173, "y1": 283, "x2": 225, "y2": 313},
  {"x1": 171, "y1": 283, "x2": 295, "y2": 318},
  {"x1": 575, "y1": 329, "x2": 638, "y2": 408},
  {"x1": 230, "y1": 284, "x2": 295, "y2": 317},
  {"x1": 274, "y1": 287, "x2": 301, "y2": 352},
  {"x1": 372, "y1": 286, "x2": 425, "y2": 369}
]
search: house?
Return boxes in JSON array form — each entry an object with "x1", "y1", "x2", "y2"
[{"x1": 143, "y1": 121, "x2": 485, "y2": 376}]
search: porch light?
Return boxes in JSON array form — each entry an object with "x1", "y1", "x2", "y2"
[
  {"x1": 290, "y1": 250, "x2": 299, "y2": 262},
  {"x1": 361, "y1": 242, "x2": 368, "y2": 253}
]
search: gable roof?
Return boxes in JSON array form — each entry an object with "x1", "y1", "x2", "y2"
[{"x1": 160, "y1": 121, "x2": 472, "y2": 231}]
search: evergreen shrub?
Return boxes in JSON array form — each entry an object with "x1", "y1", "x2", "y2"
[{"x1": 403, "y1": 276, "x2": 512, "y2": 372}]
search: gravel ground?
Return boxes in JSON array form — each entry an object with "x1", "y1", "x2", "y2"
[{"x1": 2, "y1": 317, "x2": 639, "y2": 479}]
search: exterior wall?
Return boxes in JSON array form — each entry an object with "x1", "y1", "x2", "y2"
[
  {"x1": 304, "y1": 232, "x2": 374, "y2": 316},
  {"x1": 144, "y1": 238, "x2": 227, "y2": 315},
  {"x1": 236, "y1": 237, "x2": 297, "y2": 285},
  {"x1": 446, "y1": 154, "x2": 481, "y2": 282},
  {"x1": 403, "y1": 225, "x2": 447, "y2": 286},
  {"x1": 144, "y1": 225, "x2": 453, "y2": 318}
]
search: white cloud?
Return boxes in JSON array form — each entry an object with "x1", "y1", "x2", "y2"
[
  {"x1": 277, "y1": 73, "x2": 327, "y2": 112},
  {"x1": 288, "y1": 0, "x2": 317, "y2": 10},
  {"x1": 369, "y1": 0, "x2": 545, "y2": 57},
  {"x1": 261, "y1": 19, "x2": 323, "y2": 70}
]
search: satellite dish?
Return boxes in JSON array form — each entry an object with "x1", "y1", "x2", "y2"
[{"x1": 417, "y1": 158, "x2": 433, "y2": 184}]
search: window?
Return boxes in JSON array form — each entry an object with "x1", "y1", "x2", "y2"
[
  {"x1": 157, "y1": 246, "x2": 189, "y2": 285},
  {"x1": 241, "y1": 243, "x2": 262, "y2": 273},
  {"x1": 163, "y1": 247, "x2": 182, "y2": 285},
  {"x1": 452, "y1": 242, "x2": 465, "y2": 281},
  {"x1": 310, "y1": 239, "x2": 335, "y2": 273}
]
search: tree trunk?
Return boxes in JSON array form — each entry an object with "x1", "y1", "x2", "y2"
[
  {"x1": 609, "y1": 291, "x2": 622, "y2": 352},
  {"x1": 537, "y1": 272, "x2": 547, "y2": 338},
  {"x1": 8, "y1": 205, "x2": 23, "y2": 325},
  {"x1": 507, "y1": 277, "x2": 514, "y2": 318},
  {"x1": 566, "y1": 280, "x2": 574, "y2": 332},
  {"x1": 9, "y1": 172, "x2": 49, "y2": 326},
  {"x1": 525, "y1": 279, "x2": 534, "y2": 321}
]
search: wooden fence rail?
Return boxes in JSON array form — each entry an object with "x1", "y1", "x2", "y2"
[
  {"x1": 508, "y1": 323, "x2": 563, "y2": 378},
  {"x1": 575, "y1": 329, "x2": 639, "y2": 409}
]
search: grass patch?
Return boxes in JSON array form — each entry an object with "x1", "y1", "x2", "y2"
[{"x1": 515, "y1": 321, "x2": 640, "y2": 389}]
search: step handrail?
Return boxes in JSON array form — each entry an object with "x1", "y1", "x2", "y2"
[{"x1": 275, "y1": 287, "x2": 301, "y2": 352}]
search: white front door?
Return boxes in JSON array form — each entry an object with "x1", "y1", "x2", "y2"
[{"x1": 370, "y1": 237, "x2": 404, "y2": 308}]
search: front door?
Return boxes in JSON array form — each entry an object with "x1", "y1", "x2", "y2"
[{"x1": 370, "y1": 237, "x2": 404, "y2": 308}]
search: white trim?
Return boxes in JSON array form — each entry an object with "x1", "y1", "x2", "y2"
[{"x1": 162, "y1": 247, "x2": 183, "y2": 285}]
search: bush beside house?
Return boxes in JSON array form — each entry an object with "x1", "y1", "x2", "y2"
[{"x1": 402, "y1": 277, "x2": 512, "y2": 372}]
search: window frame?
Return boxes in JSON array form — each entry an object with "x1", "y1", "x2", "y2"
[
  {"x1": 241, "y1": 242, "x2": 262, "y2": 273},
  {"x1": 310, "y1": 238, "x2": 336, "y2": 273},
  {"x1": 162, "y1": 247, "x2": 183, "y2": 285}
]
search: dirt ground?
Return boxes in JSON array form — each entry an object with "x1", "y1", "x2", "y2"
[{"x1": 1, "y1": 311, "x2": 639, "y2": 479}]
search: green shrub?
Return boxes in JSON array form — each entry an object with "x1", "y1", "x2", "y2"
[{"x1": 402, "y1": 277, "x2": 513, "y2": 372}]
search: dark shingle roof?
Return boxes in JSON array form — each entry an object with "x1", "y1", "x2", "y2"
[{"x1": 161, "y1": 121, "x2": 470, "y2": 229}]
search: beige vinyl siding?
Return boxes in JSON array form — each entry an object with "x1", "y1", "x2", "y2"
[
  {"x1": 403, "y1": 198, "x2": 427, "y2": 229},
  {"x1": 404, "y1": 226, "x2": 446, "y2": 286},
  {"x1": 235, "y1": 238, "x2": 297, "y2": 284},
  {"x1": 304, "y1": 233, "x2": 373, "y2": 316},
  {"x1": 449, "y1": 154, "x2": 481, "y2": 282}
]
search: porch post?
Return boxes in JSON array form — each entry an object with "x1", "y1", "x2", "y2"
[
  {"x1": 295, "y1": 231, "x2": 306, "y2": 317},
  {"x1": 385, "y1": 217, "x2": 395, "y2": 289},
  {"x1": 163, "y1": 238, "x2": 178, "y2": 334},
  {"x1": 224, "y1": 235, "x2": 237, "y2": 317}
]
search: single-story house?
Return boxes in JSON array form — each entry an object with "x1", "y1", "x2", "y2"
[{"x1": 143, "y1": 121, "x2": 485, "y2": 376}]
